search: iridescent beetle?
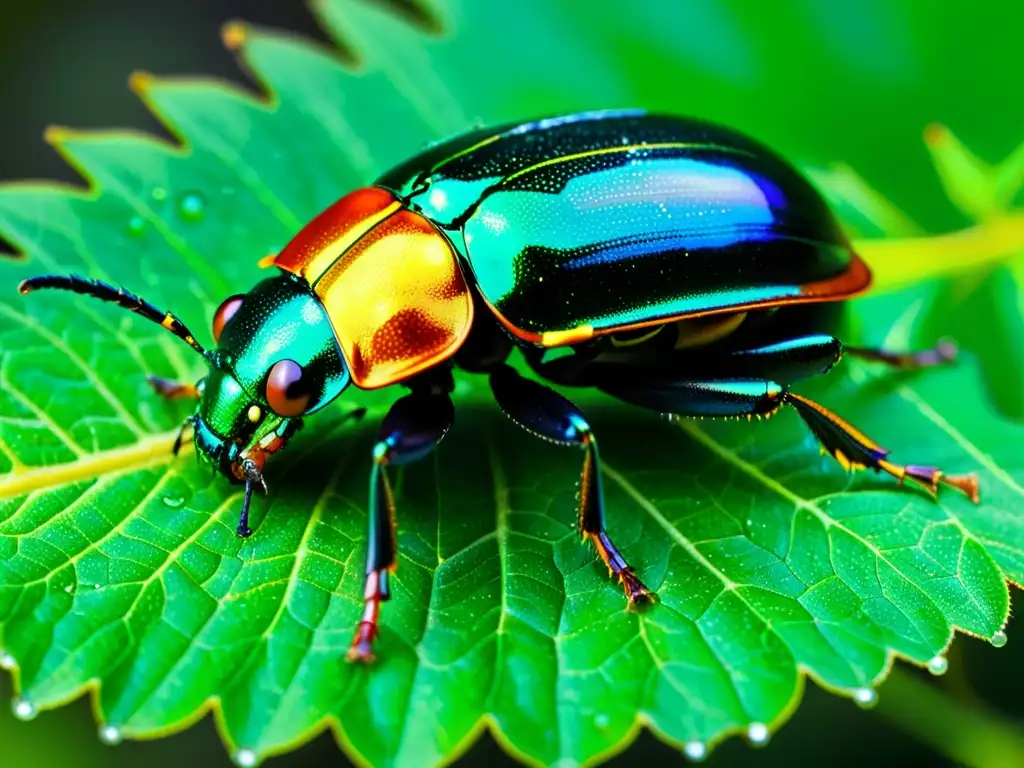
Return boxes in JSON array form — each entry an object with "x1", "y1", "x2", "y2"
[{"x1": 19, "y1": 110, "x2": 980, "y2": 662}]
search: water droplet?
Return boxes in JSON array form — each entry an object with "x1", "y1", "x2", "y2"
[
  {"x1": 12, "y1": 698, "x2": 37, "y2": 720},
  {"x1": 127, "y1": 216, "x2": 145, "y2": 236},
  {"x1": 179, "y1": 193, "x2": 206, "y2": 221},
  {"x1": 927, "y1": 655, "x2": 948, "y2": 676},
  {"x1": 99, "y1": 724, "x2": 123, "y2": 745},
  {"x1": 151, "y1": 187, "x2": 168, "y2": 202},
  {"x1": 991, "y1": 630, "x2": 1008, "y2": 648},
  {"x1": 853, "y1": 687, "x2": 878, "y2": 709},
  {"x1": 0, "y1": 652, "x2": 15, "y2": 670},
  {"x1": 234, "y1": 748, "x2": 258, "y2": 768},
  {"x1": 64, "y1": 584, "x2": 74, "y2": 593},
  {"x1": 93, "y1": 584, "x2": 101, "y2": 590},
  {"x1": 162, "y1": 496, "x2": 185, "y2": 509},
  {"x1": 747, "y1": 721, "x2": 770, "y2": 746},
  {"x1": 683, "y1": 741, "x2": 708, "y2": 762},
  {"x1": 594, "y1": 713, "x2": 609, "y2": 728}
]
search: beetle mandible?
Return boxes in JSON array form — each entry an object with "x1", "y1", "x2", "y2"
[{"x1": 19, "y1": 110, "x2": 980, "y2": 662}]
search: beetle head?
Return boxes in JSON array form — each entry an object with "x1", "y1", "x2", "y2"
[{"x1": 189, "y1": 274, "x2": 352, "y2": 482}]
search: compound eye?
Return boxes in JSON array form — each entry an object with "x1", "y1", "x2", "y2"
[
  {"x1": 212, "y1": 294, "x2": 245, "y2": 342},
  {"x1": 265, "y1": 359, "x2": 312, "y2": 417}
]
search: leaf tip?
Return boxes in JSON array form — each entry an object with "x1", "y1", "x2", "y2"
[
  {"x1": 923, "y1": 123, "x2": 949, "y2": 148},
  {"x1": 128, "y1": 70, "x2": 156, "y2": 95},
  {"x1": 222, "y1": 21, "x2": 249, "y2": 51},
  {"x1": 43, "y1": 124, "x2": 73, "y2": 146}
]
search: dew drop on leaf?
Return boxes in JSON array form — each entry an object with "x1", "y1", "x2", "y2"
[
  {"x1": 12, "y1": 698, "x2": 37, "y2": 721},
  {"x1": 683, "y1": 741, "x2": 708, "y2": 762},
  {"x1": 991, "y1": 630, "x2": 1008, "y2": 648},
  {"x1": 927, "y1": 655, "x2": 949, "y2": 676},
  {"x1": 853, "y1": 687, "x2": 878, "y2": 709},
  {"x1": 746, "y1": 721, "x2": 770, "y2": 746},
  {"x1": 162, "y1": 496, "x2": 185, "y2": 509},
  {"x1": 127, "y1": 216, "x2": 145, "y2": 236},
  {"x1": 0, "y1": 651, "x2": 15, "y2": 669},
  {"x1": 179, "y1": 193, "x2": 206, "y2": 221},
  {"x1": 151, "y1": 187, "x2": 168, "y2": 202},
  {"x1": 99, "y1": 724, "x2": 123, "y2": 745},
  {"x1": 234, "y1": 748, "x2": 258, "y2": 768}
]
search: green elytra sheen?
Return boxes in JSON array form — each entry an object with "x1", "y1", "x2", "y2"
[{"x1": 380, "y1": 109, "x2": 853, "y2": 337}]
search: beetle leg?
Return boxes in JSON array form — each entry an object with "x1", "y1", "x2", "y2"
[
  {"x1": 489, "y1": 364, "x2": 654, "y2": 606},
  {"x1": 347, "y1": 392, "x2": 454, "y2": 663},
  {"x1": 844, "y1": 340, "x2": 958, "y2": 370},
  {"x1": 592, "y1": 371, "x2": 979, "y2": 502},
  {"x1": 147, "y1": 375, "x2": 201, "y2": 400},
  {"x1": 784, "y1": 392, "x2": 980, "y2": 502}
]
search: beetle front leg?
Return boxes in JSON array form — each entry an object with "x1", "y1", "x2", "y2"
[
  {"x1": 489, "y1": 365, "x2": 653, "y2": 605},
  {"x1": 347, "y1": 392, "x2": 454, "y2": 663}
]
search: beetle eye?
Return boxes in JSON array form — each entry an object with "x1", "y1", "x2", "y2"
[
  {"x1": 212, "y1": 294, "x2": 245, "y2": 342},
  {"x1": 265, "y1": 359, "x2": 312, "y2": 417}
]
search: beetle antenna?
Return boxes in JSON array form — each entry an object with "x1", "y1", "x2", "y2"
[{"x1": 19, "y1": 274, "x2": 212, "y2": 361}]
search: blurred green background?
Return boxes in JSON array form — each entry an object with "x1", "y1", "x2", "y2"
[{"x1": 1, "y1": 0, "x2": 1021, "y2": 766}]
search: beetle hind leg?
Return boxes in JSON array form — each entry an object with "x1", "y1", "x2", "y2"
[
  {"x1": 489, "y1": 365, "x2": 653, "y2": 606},
  {"x1": 592, "y1": 367, "x2": 979, "y2": 503},
  {"x1": 784, "y1": 392, "x2": 980, "y2": 502}
]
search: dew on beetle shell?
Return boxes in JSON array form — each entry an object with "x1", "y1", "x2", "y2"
[
  {"x1": 746, "y1": 721, "x2": 770, "y2": 746},
  {"x1": 853, "y1": 687, "x2": 878, "y2": 709},
  {"x1": 162, "y1": 496, "x2": 185, "y2": 509},
  {"x1": 683, "y1": 740, "x2": 708, "y2": 762},
  {"x1": 127, "y1": 216, "x2": 145, "y2": 236},
  {"x1": 179, "y1": 193, "x2": 206, "y2": 221},
  {"x1": 99, "y1": 724, "x2": 123, "y2": 745},
  {"x1": 594, "y1": 713, "x2": 610, "y2": 728},
  {"x1": 0, "y1": 651, "x2": 15, "y2": 670},
  {"x1": 991, "y1": 630, "x2": 1008, "y2": 648},
  {"x1": 12, "y1": 697, "x2": 37, "y2": 721},
  {"x1": 234, "y1": 748, "x2": 258, "y2": 768},
  {"x1": 927, "y1": 655, "x2": 948, "y2": 676}
]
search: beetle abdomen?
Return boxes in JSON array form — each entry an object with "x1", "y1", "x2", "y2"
[
  {"x1": 391, "y1": 112, "x2": 869, "y2": 348},
  {"x1": 464, "y1": 143, "x2": 862, "y2": 344}
]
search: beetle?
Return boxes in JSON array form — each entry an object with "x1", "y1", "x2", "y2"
[{"x1": 19, "y1": 109, "x2": 980, "y2": 663}]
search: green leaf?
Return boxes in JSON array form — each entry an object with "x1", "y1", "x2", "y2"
[{"x1": 1, "y1": 2, "x2": 1022, "y2": 767}]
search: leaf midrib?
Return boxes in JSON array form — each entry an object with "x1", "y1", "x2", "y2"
[{"x1": 0, "y1": 430, "x2": 186, "y2": 500}]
